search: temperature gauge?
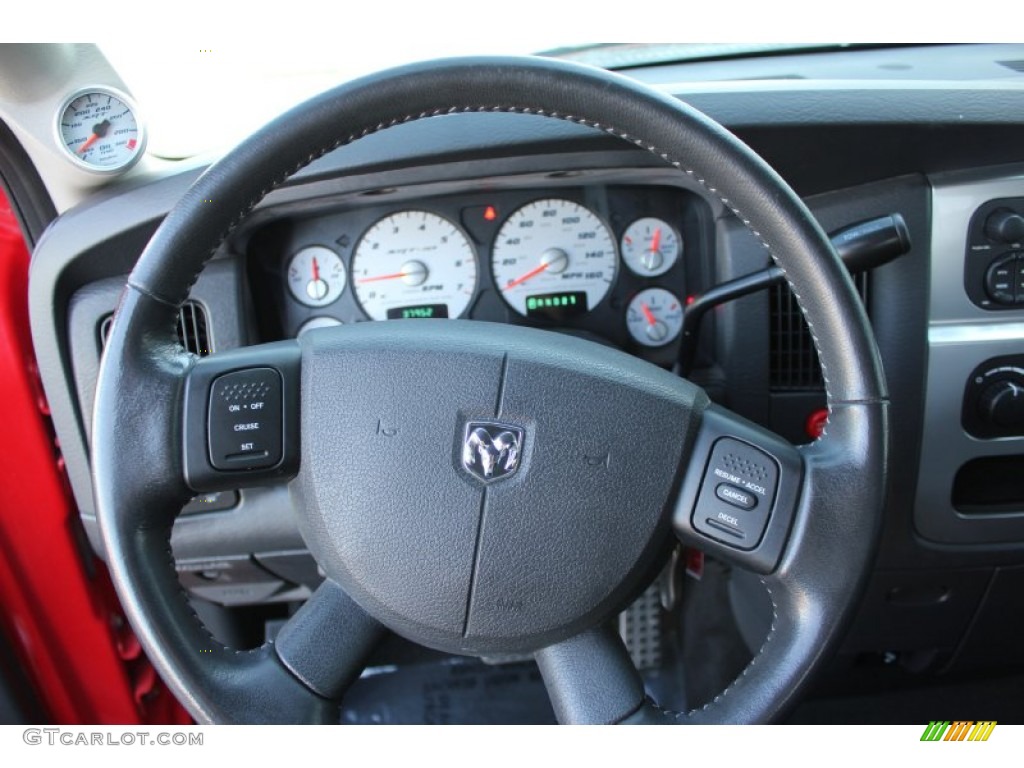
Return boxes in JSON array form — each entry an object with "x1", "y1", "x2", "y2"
[
  {"x1": 287, "y1": 246, "x2": 346, "y2": 307},
  {"x1": 621, "y1": 218, "x2": 681, "y2": 277},
  {"x1": 626, "y1": 288, "x2": 684, "y2": 347}
]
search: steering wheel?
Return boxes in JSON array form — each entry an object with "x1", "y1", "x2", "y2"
[{"x1": 92, "y1": 57, "x2": 888, "y2": 724}]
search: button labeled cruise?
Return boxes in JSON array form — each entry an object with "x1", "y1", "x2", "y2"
[{"x1": 208, "y1": 368, "x2": 283, "y2": 470}]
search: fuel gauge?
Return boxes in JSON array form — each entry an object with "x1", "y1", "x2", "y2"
[
  {"x1": 287, "y1": 246, "x2": 346, "y2": 307},
  {"x1": 626, "y1": 288, "x2": 684, "y2": 347}
]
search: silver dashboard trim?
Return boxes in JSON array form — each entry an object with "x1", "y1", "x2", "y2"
[
  {"x1": 929, "y1": 323, "x2": 1024, "y2": 345},
  {"x1": 916, "y1": 169, "x2": 1024, "y2": 545}
]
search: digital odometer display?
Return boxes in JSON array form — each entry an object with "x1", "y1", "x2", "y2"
[
  {"x1": 385, "y1": 304, "x2": 450, "y2": 320},
  {"x1": 524, "y1": 291, "x2": 587, "y2": 321}
]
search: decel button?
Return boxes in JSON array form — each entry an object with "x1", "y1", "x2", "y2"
[{"x1": 208, "y1": 368, "x2": 283, "y2": 471}]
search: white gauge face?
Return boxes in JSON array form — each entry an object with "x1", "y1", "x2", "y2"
[
  {"x1": 55, "y1": 87, "x2": 145, "y2": 173},
  {"x1": 288, "y1": 246, "x2": 346, "y2": 307},
  {"x1": 492, "y1": 199, "x2": 617, "y2": 318},
  {"x1": 352, "y1": 211, "x2": 477, "y2": 321},
  {"x1": 297, "y1": 316, "x2": 343, "y2": 336},
  {"x1": 626, "y1": 288, "x2": 684, "y2": 347},
  {"x1": 620, "y1": 218, "x2": 682, "y2": 277}
]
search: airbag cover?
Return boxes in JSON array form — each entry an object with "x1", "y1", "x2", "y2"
[{"x1": 291, "y1": 321, "x2": 706, "y2": 654}]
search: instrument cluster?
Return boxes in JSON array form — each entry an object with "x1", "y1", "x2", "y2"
[{"x1": 247, "y1": 184, "x2": 712, "y2": 364}]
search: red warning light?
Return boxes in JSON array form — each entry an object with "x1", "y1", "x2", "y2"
[
  {"x1": 483, "y1": 205, "x2": 497, "y2": 221},
  {"x1": 685, "y1": 295, "x2": 696, "y2": 306}
]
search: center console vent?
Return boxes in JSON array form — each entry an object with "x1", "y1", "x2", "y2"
[
  {"x1": 99, "y1": 301, "x2": 212, "y2": 357},
  {"x1": 769, "y1": 272, "x2": 868, "y2": 391}
]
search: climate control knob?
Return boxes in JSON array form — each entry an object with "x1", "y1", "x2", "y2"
[{"x1": 978, "y1": 379, "x2": 1024, "y2": 429}]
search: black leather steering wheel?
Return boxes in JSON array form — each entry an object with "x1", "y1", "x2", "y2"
[{"x1": 92, "y1": 56, "x2": 888, "y2": 724}]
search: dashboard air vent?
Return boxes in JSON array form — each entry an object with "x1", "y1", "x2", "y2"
[
  {"x1": 100, "y1": 301, "x2": 212, "y2": 357},
  {"x1": 769, "y1": 272, "x2": 868, "y2": 391}
]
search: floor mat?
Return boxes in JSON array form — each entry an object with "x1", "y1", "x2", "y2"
[{"x1": 341, "y1": 658, "x2": 557, "y2": 725}]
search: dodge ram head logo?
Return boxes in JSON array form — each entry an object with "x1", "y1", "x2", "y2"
[{"x1": 462, "y1": 422, "x2": 524, "y2": 482}]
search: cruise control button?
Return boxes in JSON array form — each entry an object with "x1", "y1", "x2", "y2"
[
  {"x1": 208, "y1": 368, "x2": 283, "y2": 471},
  {"x1": 715, "y1": 483, "x2": 757, "y2": 510},
  {"x1": 692, "y1": 437, "x2": 779, "y2": 551},
  {"x1": 707, "y1": 511, "x2": 745, "y2": 538}
]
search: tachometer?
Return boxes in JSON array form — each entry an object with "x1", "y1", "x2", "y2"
[
  {"x1": 492, "y1": 199, "x2": 617, "y2": 318},
  {"x1": 351, "y1": 211, "x2": 477, "y2": 321}
]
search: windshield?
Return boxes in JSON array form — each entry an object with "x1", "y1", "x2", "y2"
[
  {"x1": 101, "y1": 42, "x2": 851, "y2": 159},
  {"x1": 101, "y1": 41, "x2": 574, "y2": 158}
]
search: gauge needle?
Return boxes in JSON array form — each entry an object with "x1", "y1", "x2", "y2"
[
  {"x1": 641, "y1": 302, "x2": 658, "y2": 326},
  {"x1": 358, "y1": 261, "x2": 428, "y2": 286},
  {"x1": 77, "y1": 133, "x2": 100, "y2": 154},
  {"x1": 650, "y1": 227, "x2": 662, "y2": 255},
  {"x1": 312, "y1": 256, "x2": 320, "y2": 282},
  {"x1": 503, "y1": 262, "x2": 550, "y2": 291},
  {"x1": 358, "y1": 271, "x2": 408, "y2": 283},
  {"x1": 77, "y1": 119, "x2": 111, "y2": 154}
]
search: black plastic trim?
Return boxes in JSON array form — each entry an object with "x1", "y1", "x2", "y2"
[{"x1": 0, "y1": 117, "x2": 57, "y2": 247}]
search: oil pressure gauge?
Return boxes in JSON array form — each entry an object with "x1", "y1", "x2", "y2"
[{"x1": 55, "y1": 86, "x2": 146, "y2": 174}]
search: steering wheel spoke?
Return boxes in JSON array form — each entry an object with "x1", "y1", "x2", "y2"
[
  {"x1": 535, "y1": 625, "x2": 645, "y2": 725},
  {"x1": 275, "y1": 578, "x2": 385, "y2": 700}
]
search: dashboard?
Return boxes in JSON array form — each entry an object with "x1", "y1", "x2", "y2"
[
  {"x1": 248, "y1": 184, "x2": 710, "y2": 368},
  {"x1": 10, "y1": 44, "x2": 1024, "y2": 721}
]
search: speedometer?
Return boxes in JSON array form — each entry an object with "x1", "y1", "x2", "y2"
[
  {"x1": 492, "y1": 199, "x2": 617, "y2": 319},
  {"x1": 351, "y1": 211, "x2": 477, "y2": 321}
]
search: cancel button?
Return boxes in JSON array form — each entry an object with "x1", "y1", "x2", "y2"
[{"x1": 715, "y1": 483, "x2": 757, "y2": 510}]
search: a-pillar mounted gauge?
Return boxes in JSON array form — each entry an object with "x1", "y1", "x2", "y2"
[{"x1": 54, "y1": 86, "x2": 146, "y2": 175}]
